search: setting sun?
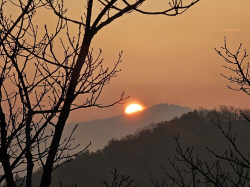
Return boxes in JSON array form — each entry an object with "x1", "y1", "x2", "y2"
[{"x1": 125, "y1": 104, "x2": 143, "y2": 114}]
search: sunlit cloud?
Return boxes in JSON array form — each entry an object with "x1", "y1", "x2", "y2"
[{"x1": 223, "y1": 28, "x2": 241, "y2": 32}]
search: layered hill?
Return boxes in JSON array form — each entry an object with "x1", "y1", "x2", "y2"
[
  {"x1": 32, "y1": 106, "x2": 250, "y2": 187},
  {"x1": 62, "y1": 103, "x2": 192, "y2": 152}
]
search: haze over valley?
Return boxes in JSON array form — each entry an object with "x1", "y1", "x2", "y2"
[
  {"x1": 63, "y1": 103, "x2": 192, "y2": 152},
  {"x1": 32, "y1": 105, "x2": 250, "y2": 187}
]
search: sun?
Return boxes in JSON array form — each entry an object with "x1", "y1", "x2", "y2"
[{"x1": 125, "y1": 104, "x2": 143, "y2": 114}]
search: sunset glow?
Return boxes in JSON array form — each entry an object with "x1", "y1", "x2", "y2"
[
  {"x1": 51, "y1": 0, "x2": 250, "y2": 123},
  {"x1": 125, "y1": 104, "x2": 143, "y2": 114}
]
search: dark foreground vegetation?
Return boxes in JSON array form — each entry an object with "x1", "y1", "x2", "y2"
[{"x1": 27, "y1": 106, "x2": 250, "y2": 187}]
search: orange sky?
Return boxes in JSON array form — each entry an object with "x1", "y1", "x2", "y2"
[
  {"x1": 7, "y1": 0, "x2": 250, "y2": 122},
  {"x1": 66, "y1": 0, "x2": 250, "y2": 123}
]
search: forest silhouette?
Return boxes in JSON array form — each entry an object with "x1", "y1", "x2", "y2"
[{"x1": 28, "y1": 106, "x2": 250, "y2": 187}]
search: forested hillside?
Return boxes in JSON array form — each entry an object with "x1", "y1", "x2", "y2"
[
  {"x1": 62, "y1": 103, "x2": 192, "y2": 152},
  {"x1": 32, "y1": 106, "x2": 250, "y2": 187}
]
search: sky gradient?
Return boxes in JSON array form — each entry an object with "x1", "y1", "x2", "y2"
[
  {"x1": 66, "y1": 0, "x2": 250, "y2": 122},
  {"x1": 8, "y1": 0, "x2": 250, "y2": 122}
]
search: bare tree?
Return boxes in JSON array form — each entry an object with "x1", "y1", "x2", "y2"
[
  {"x1": 215, "y1": 37, "x2": 249, "y2": 95},
  {"x1": 101, "y1": 169, "x2": 138, "y2": 187},
  {"x1": 156, "y1": 39, "x2": 250, "y2": 186},
  {"x1": 0, "y1": 0, "x2": 200, "y2": 187},
  {"x1": 159, "y1": 121, "x2": 250, "y2": 186}
]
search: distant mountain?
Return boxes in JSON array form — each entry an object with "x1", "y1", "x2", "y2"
[
  {"x1": 9, "y1": 103, "x2": 191, "y2": 178},
  {"x1": 32, "y1": 106, "x2": 250, "y2": 187},
  {"x1": 62, "y1": 103, "x2": 192, "y2": 152}
]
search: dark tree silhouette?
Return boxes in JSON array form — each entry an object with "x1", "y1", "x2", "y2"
[
  {"x1": 157, "y1": 39, "x2": 250, "y2": 186},
  {"x1": 101, "y1": 169, "x2": 138, "y2": 187},
  {"x1": 0, "y1": 0, "x2": 200, "y2": 187}
]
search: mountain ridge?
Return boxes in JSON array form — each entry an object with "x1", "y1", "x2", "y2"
[
  {"x1": 35, "y1": 106, "x2": 250, "y2": 187},
  {"x1": 62, "y1": 103, "x2": 192, "y2": 152}
]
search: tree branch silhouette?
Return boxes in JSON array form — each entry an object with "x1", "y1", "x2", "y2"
[
  {"x1": 157, "y1": 39, "x2": 250, "y2": 186},
  {"x1": 0, "y1": 0, "x2": 199, "y2": 186}
]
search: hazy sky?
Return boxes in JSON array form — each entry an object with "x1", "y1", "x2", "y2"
[
  {"x1": 65, "y1": 0, "x2": 250, "y2": 122},
  {"x1": 8, "y1": 0, "x2": 250, "y2": 122}
]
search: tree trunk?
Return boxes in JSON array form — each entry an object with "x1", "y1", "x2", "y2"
[
  {"x1": 39, "y1": 33, "x2": 93, "y2": 187},
  {"x1": 0, "y1": 105, "x2": 16, "y2": 187}
]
